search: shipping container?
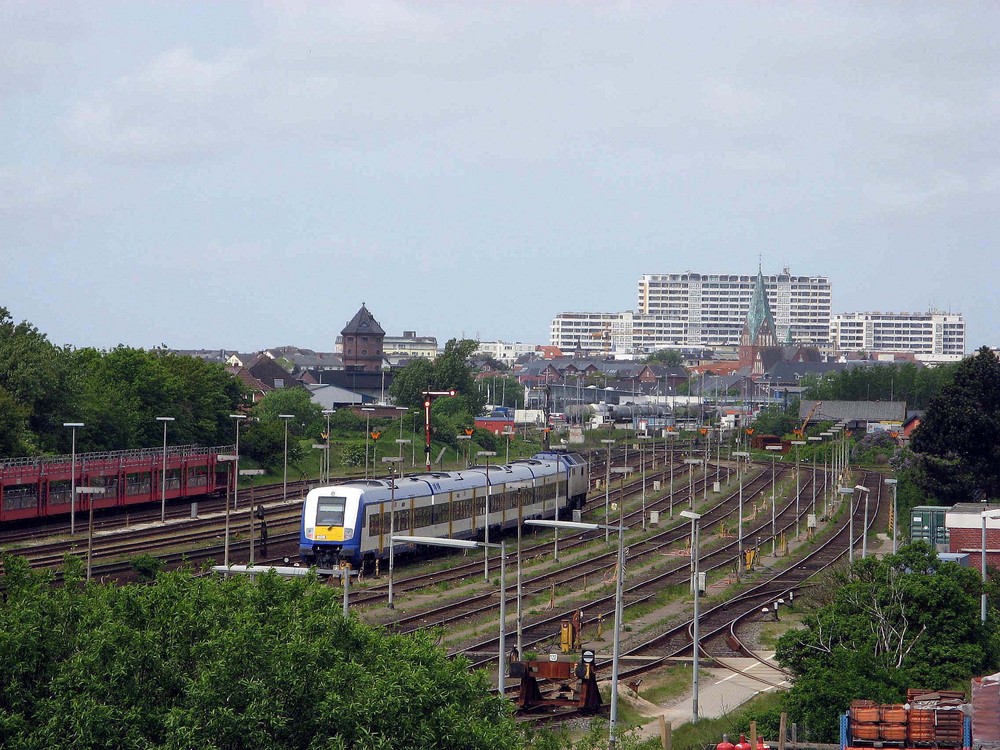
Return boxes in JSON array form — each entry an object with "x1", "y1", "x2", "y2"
[{"x1": 910, "y1": 505, "x2": 951, "y2": 551}]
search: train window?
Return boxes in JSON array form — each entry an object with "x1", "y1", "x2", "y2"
[{"x1": 316, "y1": 495, "x2": 348, "y2": 527}]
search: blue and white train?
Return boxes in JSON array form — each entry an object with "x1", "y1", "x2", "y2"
[{"x1": 299, "y1": 451, "x2": 590, "y2": 569}]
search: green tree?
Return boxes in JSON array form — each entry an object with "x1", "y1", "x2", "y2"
[
  {"x1": 389, "y1": 338, "x2": 487, "y2": 416},
  {"x1": 249, "y1": 387, "x2": 321, "y2": 467},
  {"x1": 800, "y1": 362, "x2": 956, "y2": 410},
  {"x1": 643, "y1": 349, "x2": 684, "y2": 367},
  {"x1": 775, "y1": 543, "x2": 996, "y2": 741},
  {"x1": 910, "y1": 347, "x2": 1000, "y2": 502},
  {"x1": 0, "y1": 307, "x2": 77, "y2": 453},
  {"x1": 751, "y1": 403, "x2": 799, "y2": 438},
  {"x1": 0, "y1": 557, "x2": 521, "y2": 750}
]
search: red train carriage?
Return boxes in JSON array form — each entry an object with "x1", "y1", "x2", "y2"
[{"x1": 0, "y1": 445, "x2": 236, "y2": 523}]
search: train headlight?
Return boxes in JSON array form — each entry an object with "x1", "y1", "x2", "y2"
[
  {"x1": 343, "y1": 527, "x2": 354, "y2": 538},
  {"x1": 306, "y1": 527, "x2": 315, "y2": 540}
]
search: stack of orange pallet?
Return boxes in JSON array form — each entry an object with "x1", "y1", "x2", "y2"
[
  {"x1": 848, "y1": 692, "x2": 966, "y2": 748},
  {"x1": 906, "y1": 690, "x2": 965, "y2": 748},
  {"x1": 849, "y1": 701, "x2": 910, "y2": 744}
]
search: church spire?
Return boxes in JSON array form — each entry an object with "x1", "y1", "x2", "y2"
[{"x1": 745, "y1": 267, "x2": 777, "y2": 343}]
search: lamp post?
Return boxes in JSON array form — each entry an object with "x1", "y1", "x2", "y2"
[
  {"x1": 980, "y1": 509, "x2": 1000, "y2": 622},
  {"x1": 478, "y1": 450, "x2": 497, "y2": 581},
  {"x1": 395, "y1": 406, "x2": 408, "y2": 458},
  {"x1": 503, "y1": 427, "x2": 514, "y2": 464},
  {"x1": 412, "y1": 410, "x2": 421, "y2": 467},
  {"x1": 766, "y1": 445, "x2": 783, "y2": 555},
  {"x1": 457, "y1": 434, "x2": 471, "y2": 466},
  {"x1": 733, "y1": 451, "x2": 750, "y2": 574},
  {"x1": 684, "y1": 458, "x2": 701, "y2": 508},
  {"x1": 382, "y1": 456, "x2": 403, "y2": 608},
  {"x1": 229, "y1": 414, "x2": 247, "y2": 510},
  {"x1": 156, "y1": 416, "x2": 175, "y2": 523},
  {"x1": 63, "y1": 422, "x2": 84, "y2": 535},
  {"x1": 639, "y1": 436, "x2": 648, "y2": 531},
  {"x1": 240, "y1": 469, "x2": 265, "y2": 565},
  {"x1": 885, "y1": 478, "x2": 899, "y2": 553},
  {"x1": 855, "y1": 485, "x2": 871, "y2": 559},
  {"x1": 791, "y1": 440, "x2": 806, "y2": 539},
  {"x1": 321, "y1": 409, "x2": 335, "y2": 483},
  {"x1": 362, "y1": 407, "x2": 375, "y2": 479},
  {"x1": 395, "y1": 535, "x2": 507, "y2": 692},
  {"x1": 601, "y1": 439, "x2": 615, "y2": 543},
  {"x1": 79, "y1": 486, "x2": 107, "y2": 582},
  {"x1": 216, "y1": 453, "x2": 237, "y2": 566},
  {"x1": 808, "y1": 436, "x2": 822, "y2": 517},
  {"x1": 820, "y1": 431, "x2": 833, "y2": 513},
  {"x1": 278, "y1": 414, "x2": 294, "y2": 502},
  {"x1": 702, "y1": 428, "x2": 710, "y2": 502},
  {"x1": 680, "y1": 509, "x2": 702, "y2": 724},
  {"x1": 667, "y1": 428, "x2": 676, "y2": 517},
  {"x1": 839, "y1": 486, "x2": 857, "y2": 564},
  {"x1": 526, "y1": 518, "x2": 625, "y2": 747}
]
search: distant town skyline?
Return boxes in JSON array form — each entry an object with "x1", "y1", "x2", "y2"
[{"x1": 3, "y1": 4, "x2": 996, "y2": 352}]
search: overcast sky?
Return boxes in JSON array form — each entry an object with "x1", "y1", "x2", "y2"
[{"x1": 2, "y1": 2, "x2": 998, "y2": 353}]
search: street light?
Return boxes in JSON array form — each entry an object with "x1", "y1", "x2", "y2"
[
  {"x1": 457, "y1": 434, "x2": 472, "y2": 466},
  {"x1": 601, "y1": 439, "x2": 615, "y2": 543},
  {"x1": 820, "y1": 432, "x2": 833, "y2": 511},
  {"x1": 79, "y1": 486, "x2": 107, "y2": 582},
  {"x1": 394, "y1": 535, "x2": 507, "y2": 693},
  {"x1": 229, "y1": 414, "x2": 247, "y2": 509},
  {"x1": 684, "y1": 458, "x2": 701, "y2": 509},
  {"x1": 526, "y1": 518, "x2": 626, "y2": 747},
  {"x1": 667, "y1": 429, "x2": 677, "y2": 517},
  {"x1": 382, "y1": 456, "x2": 404, "y2": 608},
  {"x1": 885, "y1": 478, "x2": 899, "y2": 553},
  {"x1": 241, "y1": 468, "x2": 265, "y2": 565},
  {"x1": 838, "y1": 486, "x2": 856, "y2": 564},
  {"x1": 63, "y1": 422, "x2": 84, "y2": 535},
  {"x1": 980, "y1": 509, "x2": 1000, "y2": 622},
  {"x1": 639, "y1": 436, "x2": 649, "y2": 531},
  {"x1": 156, "y1": 416, "x2": 175, "y2": 523},
  {"x1": 395, "y1": 406, "x2": 409, "y2": 458},
  {"x1": 808, "y1": 436, "x2": 822, "y2": 518},
  {"x1": 855, "y1": 485, "x2": 871, "y2": 559},
  {"x1": 362, "y1": 407, "x2": 375, "y2": 479},
  {"x1": 680, "y1": 509, "x2": 702, "y2": 724},
  {"x1": 321, "y1": 409, "x2": 335, "y2": 482},
  {"x1": 791, "y1": 440, "x2": 806, "y2": 539},
  {"x1": 733, "y1": 451, "x2": 750, "y2": 574},
  {"x1": 766, "y1": 445, "x2": 783, "y2": 556},
  {"x1": 279, "y1": 415, "x2": 294, "y2": 502},
  {"x1": 478, "y1": 450, "x2": 497, "y2": 581},
  {"x1": 216, "y1": 453, "x2": 237, "y2": 567}
]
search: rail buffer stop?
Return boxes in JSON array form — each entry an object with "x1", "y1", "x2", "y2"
[{"x1": 511, "y1": 648, "x2": 602, "y2": 713}]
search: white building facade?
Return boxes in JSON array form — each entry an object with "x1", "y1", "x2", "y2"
[
  {"x1": 829, "y1": 311, "x2": 965, "y2": 361},
  {"x1": 636, "y1": 270, "x2": 832, "y2": 346},
  {"x1": 475, "y1": 340, "x2": 538, "y2": 366}
]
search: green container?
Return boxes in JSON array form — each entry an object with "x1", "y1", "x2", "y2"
[{"x1": 910, "y1": 505, "x2": 950, "y2": 549}]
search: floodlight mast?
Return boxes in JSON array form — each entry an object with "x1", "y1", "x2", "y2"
[{"x1": 422, "y1": 389, "x2": 457, "y2": 470}]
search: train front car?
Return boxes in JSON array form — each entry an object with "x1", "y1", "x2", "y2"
[
  {"x1": 531, "y1": 450, "x2": 590, "y2": 512},
  {"x1": 300, "y1": 483, "x2": 367, "y2": 568}
]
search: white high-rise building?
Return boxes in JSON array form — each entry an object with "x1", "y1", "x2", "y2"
[
  {"x1": 550, "y1": 269, "x2": 832, "y2": 355},
  {"x1": 549, "y1": 312, "x2": 688, "y2": 356},
  {"x1": 636, "y1": 270, "x2": 832, "y2": 346},
  {"x1": 475, "y1": 340, "x2": 538, "y2": 366},
  {"x1": 830, "y1": 311, "x2": 965, "y2": 361}
]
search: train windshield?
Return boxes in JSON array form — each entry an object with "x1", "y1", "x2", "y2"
[{"x1": 316, "y1": 495, "x2": 348, "y2": 527}]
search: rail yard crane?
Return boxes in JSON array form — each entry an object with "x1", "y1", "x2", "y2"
[{"x1": 793, "y1": 401, "x2": 822, "y2": 437}]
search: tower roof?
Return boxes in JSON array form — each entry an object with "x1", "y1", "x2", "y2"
[
  {"x1": 341, "y1": 304, "x2": 385, "y2": 337},
  {"x1": 745, "y1": 268, "x2": 777, "y2": 341}
]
